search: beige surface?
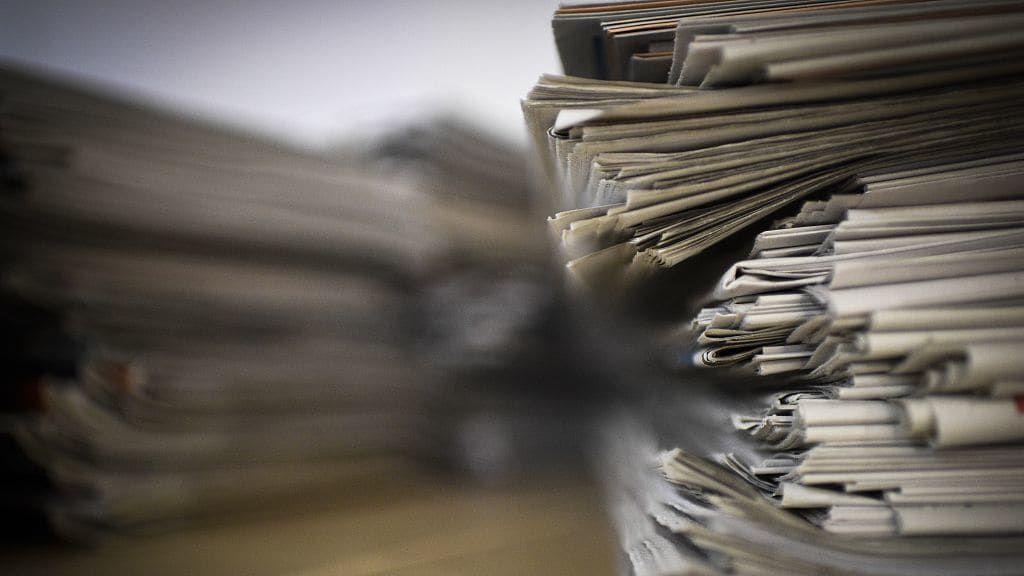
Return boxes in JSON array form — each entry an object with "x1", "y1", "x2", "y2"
[{"x1": 2, "y1": 471, "x2": 618, "y2": 576}]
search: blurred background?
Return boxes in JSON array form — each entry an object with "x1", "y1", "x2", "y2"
[
  {"x1": 0, "y1": 1, "x2": 623, "y2": 574},
  {"x1": 0, "y1": 0, "x2": 562, "y2": 147}
]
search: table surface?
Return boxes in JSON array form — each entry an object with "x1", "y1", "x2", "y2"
[{"x1": 1, "y1": 468, "x2": 619, "y2": 576}]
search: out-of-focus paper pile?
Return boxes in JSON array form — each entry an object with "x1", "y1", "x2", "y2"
[
  {"x1": 0, "y1": 65, "x2": 545, "y2": 539},
  {"x1": 528, "y1": 1, "x2": 1024, "y2": 574}
]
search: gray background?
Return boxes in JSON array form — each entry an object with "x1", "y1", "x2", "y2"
[{"x1": 0, "y1": 0, "x2": 563, "y2": 147}]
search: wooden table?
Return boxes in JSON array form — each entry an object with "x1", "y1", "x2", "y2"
[{"x1": 2, "y1": 468, "x2": 618, "y2": 576}]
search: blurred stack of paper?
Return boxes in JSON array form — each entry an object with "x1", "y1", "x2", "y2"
[
  {"x1": 0, "y1": 64, "x2": 433, "y2": 536},
  {"x1": 0, "y1": 65, "x2": 546, "y2": 538},
  {"x1": 368, "y1": 120, "x2": 580, "y2": 486},
  {"x1": 528, "y1": 0, "x2": 1024, "y2": 294},
  {"x1": 372, "y1": 118, "x2": 548, "y2": 269}
]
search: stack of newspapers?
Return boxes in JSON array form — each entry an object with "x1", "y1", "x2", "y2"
[
  {"x1": 0, "y1": 65, "x2": 543, "y2": 538},
  {"x1": 527, "y1": 1, "x2": 1024, "y2": 574},
  {"x1": 527, "y1": 0, "x2": 1024, "y2": 293},
  {"x1": 695, "y1": 165, "x2": 1024, "y2": 512}
]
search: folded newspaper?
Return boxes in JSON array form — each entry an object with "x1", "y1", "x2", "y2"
[{"x1": 530, "y1": 1, "x2": 1024, "y2": 574}]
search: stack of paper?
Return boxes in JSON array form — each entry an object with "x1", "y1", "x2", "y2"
[
  {"x1": 528, "y1": 0, "x2": 1024, "y2": 295},
  {"x1": 686, "y1": 153, "x2": 1024, "y2": 534},
  {"x1": 0, "y1": 64, "x2": 435, "y2": 536},
  {"x1": 0, "y1": 65, "x2": 546, "y2": 538},
  {"x1": 371, "y1": 118, "x2": 549, "y2": 271},
  {"x1": 597, "y1": 370, "x2": 1024, "y2": 575},
  {"x1": 553, "y1": 0, "x2": 1024, "y2": 84},
  {"x1": 531, "y1": 2, "x2": 1024, "y2": 574}
]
